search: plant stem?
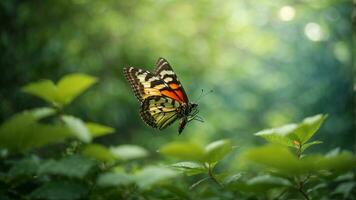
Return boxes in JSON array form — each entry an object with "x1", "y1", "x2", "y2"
[
  {"x1": 207, "y1": 164, "x2": 222, "y2": 187},
  {"x1": 298, "y1": 187, "x2": 310, "y2": 200},
  {"x1": 295, "y1": 143, "x2": 310, "y2": 200},
  {"x1": 297, "y1": 175, "x2": 310, "y2": 200},
  {"x1": 296, "y1": 142, "x2": 302, "y2": 159}
]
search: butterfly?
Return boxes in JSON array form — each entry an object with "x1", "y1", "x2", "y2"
[{"x1": 123, "y1": 57, "x2": 200, "y2": 134}]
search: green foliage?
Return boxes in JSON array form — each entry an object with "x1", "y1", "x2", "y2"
[
  {"x1": 30, "y1": 181, "x2": 89, "y2": 200},
  {"x1": 81, "y1": 144, "x2": 116, "y2": 162},
  {"x1": 0, "y1": 108, "x2": 73, "y2": 151},
  {"x1": 159, "y1": 141, "x2": 205, "y2": 161},
  {"x1": 0, "y1": 74, "x2": 113, "y2": 153},
  {"x1": 171, "y1": 162, "x2": 207, "y2": 176},
  {"x1": 110, "y1": 145, "x2": 149, "y2": 161},
  {"x1": 255, "y1": 114, "x2": 327, "y2": 152},
  {"x1": 160, "y1": 139, "x2": 233, "y2": 165},
  {"x1": 161, "y1": 139, "x2": 234, "y2": 189},
  {"x1": 1, "y1": 74, "x2": 355, "y2": 200},
  {"x1": 97, "y1": 172, "x2": 134, "y2": 187},
  {"x1": 85, "y1": 122, "x2": 114, "y2": 137},
  {"x1": 22, "y1": 74, "x2": 97, "y2": 108},
  {"x1": 135, "y1": 166, "x2": 180, "y2": 189},
  {"x1": 82, "y1": 144, "x2": 149, "y2": 163},
  {"x1": 241, "y1": 144, "x2": 356, "y2": 175},
  {"x1": 240, "y1": 144, "x2": 301, "y2": 174},
  {"x1": 204, "y1": 139, "x2": 233, "y2": 165},
  {"x1": 61, "y1": 115, "x2": 92, "y2": 143},
  {"x1": 7, "y1": 156, "x2": 40, "y2": 178},
  {"x1": 38, "y1": 155, "x2": 96, "y2": 178}
]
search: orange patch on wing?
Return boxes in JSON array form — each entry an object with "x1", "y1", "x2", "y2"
[
  {"x1": 161, "y1": 90, "x2": 182, "y2": 102},
  {"x1": 174, "y1": 90, "x2": 185, "y2": 102},
  {"x1": 169, "y1": 83, "x2": 180, "y2": 89}
]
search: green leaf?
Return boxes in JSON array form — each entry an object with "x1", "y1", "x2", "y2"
[
  {"x1": 301, "y1": 140, "x2": 323, "y2": 152},
  {"x1": 222, "y1": 173, "x2": 243, "y2": 185},
  {"x1": 81, "y1": 144, "x2": 116, "y2": 162},
  {"x1": 255, "y1": 114, "x2": 327, "y2": 147},
  {"x1": 38, "y1": 155, "x2": 95, "y2": 178},
  {"x1": 135, "y1": 166, "x2": 179, "y2": 189},
  {"x1": 160, "y1": 184, "x2": 191, "y2": 199},
  {"x1": 7, "y1": 156, "x2": 41, "y2": 178},
  {"x1": 0, "y1": 108, "x2": 75, "y2": 152},
  {"x1": 97, "y1": 172, "x2": 134, "y2": 187},
  {"x1": 85, "y1": 122, "x2": 114, "y2": 137},
  {"x1": 335, "y1": 172, "x2": 354, "y2": 181},
  {"x1": 204, "y1": 139, "x2": 233, "y2": 164},
  {"x1": 56, "y1": 73, "x2": 97, "y2": 106},
  {"x1": 240, "y1": 144, "x2": 301, "y2": 174},
  {"x1": 30, "y1": 181, "x2": 89, "y2": 200},
  {"x1": 189, "y1": 177, "x2": 210, "y2": 190},
  {"x1": 22, "y1": 80, "x2": 59, "y2": 106},
  {"x1": 241, "y1": 145, "x2": 356, "y2": 175},
  {"x1": 28, "y1": 107, "x2": 57, "y2": 119},
  {"x1": 61, "y1": 115, "x2": 92, "y2": 143},
  {"x1": 171, "y1": 161, "x2": 207, "y2": 176},
  {"x1": 254, "y1": 124, "x2": 297, "y2": 147},
  {"x1": 240, "y1": 175, "x2": 293, "y2": 193},
  {"x1": 294, "y1": 114, "x2": 327, "y2": 144},
  {"x1": 247, "y1": 175, "x2": 292, "y2": 187},
  {"x1": 315, "y1": 151, "x2": 356, "y2": 172},
  {"x1": 110, "y1": 145, "x2": 149, "y2": 161},
  {"x1": 223, "y1": 174, "x2": 292, "y2": 193},
  {"x1": 332, "y1": 181, "x2": 356, "y2": 199},
  {"x1": 159, "y1": 141, "x2": 204, "y2": 161},
  {"x1": 22, "y1": 73, "x2": 97, "y2": 107}
]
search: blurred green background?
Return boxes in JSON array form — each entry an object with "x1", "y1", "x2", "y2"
[{"x1": 0, "y1": 0, "x2": 354, "y2": 152}]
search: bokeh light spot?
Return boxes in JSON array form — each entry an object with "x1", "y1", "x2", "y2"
[
  {"x1": 304, "y1": 22, "x2": 323, "y2": 41},
  {"x1": 279, "y1": 6, "x2": 295, "y2": 21},
  {"x1": 333, "y1": 42, "x2": 351, "y2": 64}
]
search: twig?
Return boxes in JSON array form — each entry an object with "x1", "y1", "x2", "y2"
[
  {"x1": 298, "y1": 187, "x2": 310, "y2": 200},
  {"x1": 207, "y1": 164, "x2": 222, "y2": 187},
  {"x1": 297, "y1": 175, "x2": 311, "y2": 200}
]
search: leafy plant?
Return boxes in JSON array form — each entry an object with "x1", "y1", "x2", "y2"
[
  {"x1": 160, "y1": 139, "x2": 234, "y2": 188},
  {"x1": 0, "y1": 75, "x2": 355, "y2": 200}
]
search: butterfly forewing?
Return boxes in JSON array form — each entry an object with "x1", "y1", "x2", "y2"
[
  {"x1": 123, "y1": 67, "x2": 166, "y2": 101},
  {"x1": 155, "y1": 58, "x2": 189, "y2": 103}
]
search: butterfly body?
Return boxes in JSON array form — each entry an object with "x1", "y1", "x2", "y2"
[{"x1": 124, "y1": 58, "x2": 198, "y2": 134}]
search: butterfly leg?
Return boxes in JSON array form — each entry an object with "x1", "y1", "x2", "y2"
[{"x1": 192, "y1": 115, "x2": 204, "y2": 123}]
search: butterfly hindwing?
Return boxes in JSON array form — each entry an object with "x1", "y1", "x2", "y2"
[
  {"x1": 123, "y1": 67, "x2": 166, "y2": 101},
  {"x1": 155, "y1": 58, "x2": 189, "y2": 103},
  {"x1": 140, "y1": 96, "x2": 181, "y2": 129}
]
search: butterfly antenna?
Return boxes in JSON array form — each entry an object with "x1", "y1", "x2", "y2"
[{"x1": 195, "y1": 89, "x2": 213, "y2": 103}]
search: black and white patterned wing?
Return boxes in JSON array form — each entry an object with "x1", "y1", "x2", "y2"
[
  {"x1": 140, "y1": 96, "x2": 181, "y2": 130},
  {"x1": 123, "y1": 67, "x2": 166, "y2": 102},
  {"x1": 154, "y1": 58, "x2": 189, "y2": 102}
]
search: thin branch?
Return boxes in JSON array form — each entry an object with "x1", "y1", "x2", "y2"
[
  {"x1": 298, "y1": 187, "x2": 310, "y2": 200},
  {"x1": 207, "y1": 164, "x2": 223, "y2": 187},
  {"x1": 296, "y1": 175, "x2": 311, "y2": 200}
]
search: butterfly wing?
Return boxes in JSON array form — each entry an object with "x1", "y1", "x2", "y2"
[
  {"x1": 155, "y1": 58, "x2": 189, "y2": 103},
  {"x1": 123, "y1": 67, "x2": 166, "y2": 102},
  {"x1": 140, "y1": 96, "x2": 181, "y2": 129},
  {"x1": 124, "y1": 58, "x2": 193, "y2": 132}
]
